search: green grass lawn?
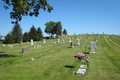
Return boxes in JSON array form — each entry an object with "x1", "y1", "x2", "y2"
[{"x1": 0, "y1": 34, "x2": 120, "y2": 80}]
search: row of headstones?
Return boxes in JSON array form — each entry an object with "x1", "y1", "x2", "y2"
[
  {"x1": 75, "y1": 56, "x2": 90, "y2": 75},
  {"x1": 75, "y1": 38, "x2": 98, "y2": 75},
  {"x1": 2, "y1": 44, "x2": 13, "y2": 47}
]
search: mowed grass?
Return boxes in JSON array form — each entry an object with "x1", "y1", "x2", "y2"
[{"x1": 0, "y1": 34, "x2": 120, "y2": 80}]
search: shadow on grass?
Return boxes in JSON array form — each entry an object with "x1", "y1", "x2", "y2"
[
  {"x1": 82, "y1": 52, "x2": 89, "y2": 54},
  {"x1": 64, "y1": 65, "x2": 75, "y2": 68},
  {"x1": 0, "y1": 52, "x2": 4, "y2": 53},
  {"x1": 0, "y1": 54, "x2": 22, "y2": 58}
]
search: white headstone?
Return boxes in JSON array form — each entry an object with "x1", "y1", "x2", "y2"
[
  {"x1": 30, "y1": 39, "x2": 34, "y2": 45},
  {"x1": 80, "y1": 64, "x2": 87, "y2": 68},
  {"x1": 10, "y1": 45, "x2": 13, "y2": 47},
  {"x1": 2, "y1": 44, "x2": 6, "y2": 47},
  {"x1": 76, "y1": 69, "x2": 86, "y2": 75},
  {"x1": 76, "y1": 39, "x2": 80, "y2": 45},
  {"x1": 56, "y1": 39, "x2": 60, "y2": 43},
  {"x1": 30, "y1": 58, "x2": 36, "y2": 61},
  {"x1": 68, "y1": 38, "x2": 71, "y2": 43},
  {"x1": 43, "y1": 39, "x2": 45, "y2": 43},
  {"x1": 89, "y1": 42, "x2": 95, "y2": 54}
]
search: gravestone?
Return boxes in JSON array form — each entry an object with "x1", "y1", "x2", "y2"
[
  {"x1": 10, "y1": 45, "x2": 13, "y2": 47},
  {"x1": 8, "y1": 44, "x2": 10, "y2": 47},
  {"x1": 89, "y1": 42, "x2": 95, "y2": 54},
  {"x1": 70, "y1": 42, "x2": 74, "y2": 48},
  {"x1": 30, "y1": 58, "x2": 36, "y2": 61},
  {"x1": 75, "y1": 69, "x2": 86, "y2": 75},
  {"x1": 30, "y1": 39, "x2": 34, "y2": 45},
  {"x1": 56, "y1": 39, "x2": 60, "y2": 43},
  {"x1": 20, "y1": 41, "x2": 23, "y2": 46},
  {"x1": 80, "y1": 64, "x2": 87, "y2": 68},
  {"x1": 43, "y1": 39, "x2": 45, "y2": 43},
  {"x1": 76, "y1": 39, "x2": 80, "y2": 45},
  {"x1": 85, "y1": 39, "x2": 86, "y2": 42},
  {"x1": 68, "y1": 38, "x2": 71, "y2": 43},
  {"x1": 22, "y1": 47, "x2": 29, "y2": 53},
  {"x1": 62, "y1": 39, "x2": 64, "y2": 42},
  {"x1": 2, "y1": 44, "x2": 6, "y2": 47}
]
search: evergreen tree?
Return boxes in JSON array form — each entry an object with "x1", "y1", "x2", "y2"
[
  {"x1": 29, "y1": 25, "x2": 37, "y2": 41},
  {"x1": 63, "y1": 29, "x2": 67, "y2": 35},
  {"x1": 11, "y1": 24, "x2": 22, "y2": 43},
  {"x1": 4, "y1": 32, "x2": 13, "y2": 44},
  {"x1": 23, "y1": 32, "x2": 30, "y2": 42},
  {"x1": 36, "y1": 27, "x2": 43, "y2": 41}
]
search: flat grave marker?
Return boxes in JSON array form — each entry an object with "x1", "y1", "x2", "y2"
[{"x1": 75, "y1": 69, "x2": 86, "y2": 75}]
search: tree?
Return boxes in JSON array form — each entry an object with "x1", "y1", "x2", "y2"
[
  {"x1": 23, "y1": 32, "x2": 30, "y2": 42},
  {"x1": 0, "y1": 35, "x2": 3, "y2": 42},
  {"x1": 63, "y1": 29, "x2": 67, "y2": 36},
  {"x1": 3, "y1": 0, "x2": 53, "y2": 24},
  {"x1": 4, "y1": 32, "x2": 13, "y2": 44},
  {"x1": 36, "y1": 27, "x2": 43, "y2": 41},
  {"x1": 44, "y1": 21, "x2": 56, "y2": 37},
  {"x1": 54, "y1": 21, "x2": 62, "y2": 37},
  {"x1": 29, "y1": 25, "x2": 37, "y2": 41},
  {"x1": 12, "y1": 24, "x2": 22, "y2": 43}
]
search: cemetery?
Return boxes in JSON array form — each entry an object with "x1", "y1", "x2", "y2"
[{"x1": 0, "y1": 34, "x2": 120, "y2": 80}]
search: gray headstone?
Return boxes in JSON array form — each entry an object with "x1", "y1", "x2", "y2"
[
  {"x1": 22, "y1": 47, "x2": 29, "y2": 53},
  {"x1": 89, "y1": 42, "x2": 95, "y2": 54}
]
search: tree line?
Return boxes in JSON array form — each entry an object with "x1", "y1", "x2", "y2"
[
  {"x1": 3, "y1": 21, "x2": 67, "y2": 44},
  {"x1": 4, "y1": 24, "x2": 43, "y2": 44}
]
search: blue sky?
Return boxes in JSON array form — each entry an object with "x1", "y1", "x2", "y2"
[{"x1": 0, "y1": 0, "x2": 120, "y2": 38}]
